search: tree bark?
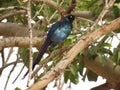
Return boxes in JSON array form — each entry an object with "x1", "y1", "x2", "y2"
[{"x1": 0, "y1": 23, "x2": 40, "y2": 37}]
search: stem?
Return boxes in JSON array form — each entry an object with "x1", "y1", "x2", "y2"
[{"x1": 27, "y1": 0, "x2": 33, "y2": 86}]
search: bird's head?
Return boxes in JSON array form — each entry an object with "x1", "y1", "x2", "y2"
[{"x1": 64, "y1": 15, "x2": 75, "y2": 23}]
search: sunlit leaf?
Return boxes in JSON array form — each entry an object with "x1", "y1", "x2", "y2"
[
  {"x1": 70, "y1": 63, "x2": 78, "y2": 76},
  {"x1": 70, "y1": 72, "x2": 79, "y2": 84},
  {"x1": 15, "y1": 87, "x2": 21, "y2": 90}
]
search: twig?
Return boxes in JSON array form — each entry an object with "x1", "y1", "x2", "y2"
[
  {"x1": 111, "y1": 32, "x2": 120, "y2": 41},
  {"x1": 49, "y1": 1, "x2": 65, "y2": 21},
  {"x1": 77, "y1": 17, "x2": 94, "y2": 24},
  {"x1": 89, "y1": 0, "x2": 115, "y2": 31},
  {"x1": 56, "y1": 75, "x2": 64, "y2": 90},
  {"x1": 67, "y1": 82, "x2": 72, "y2": 90},
  {"x1": 32, "y1": 0, "x2": 76, "y2": 17},
  {"x1": 0, "y1": 10, "x2": 26, "y2": 21},
  {"x1": 0, "y1": 61, "x2": 22, "y2": 71},
  {"x1": 4, "y1": 57, "x2": 19, "y2": 90},
  {"x1": 32, "y1": 0, "x2": 65, "y2": 15},
  {"x1": 0, "y1": 6, "x2": 27, "y2": 12},
  {"x1": 1, "y1": 48, "x2": 4, "y2": 67},
  {"x1": 4, "y1": 48, "x2": 13, "y2": 65},
  {"x1": 32, "y1": 3, "x2": 44, "y2": 19},
  {"x1": 82, "y1": 69, "x2": 88, "y2": 81},
  {"x1": 12, "y1": 65, "x2": 25, "y2": 84},
  {"x1": 0, "y1": 61, "x2": 22, "y2": 76},
  {"x1": 12, "y1": 49, "x2": 25, "y2": 83},
  {"x1": 65, "y1": 0, "x2": 77, "y2": 15},
  {"x1": 27, "y1": 0, "x2": 33, "y2": 86}
]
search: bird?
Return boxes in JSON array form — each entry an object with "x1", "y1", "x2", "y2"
[{"x1": 23, "y1": 15, "x2": 75, "y2": 79}]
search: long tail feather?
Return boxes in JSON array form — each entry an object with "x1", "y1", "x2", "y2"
[
  {"x1": 22, "y1": 38, "x2": 51, "y2": 79},
  {"x1": 32, "y1": 38, "x2": 51, "y2": 69}
]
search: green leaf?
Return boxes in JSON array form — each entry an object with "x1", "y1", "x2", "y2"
[
  {"x1": 70, "y1": 72, "x2": 79, "y2": 84},
  {"x1": 98, "y1": 34, "x2": 111, "y2": 46},
  {"x1": 98, "y1": 53, "x2": 107, "y2": 65},
  {"x1": 113, "y1": 48, "x2": 120, "y2": 65},
  {"x1": 98, "y1": 47, "x2": 113, "y2": 56},
  {"x1": 114, "y1": 29, "x2": 120, "y2": 33},
  {"x1": 87, "y1": 70, "x2": 98, "y2": 81},
  {"x1": 19, "y1": 48, "x2": 29, "y2": 67},
  {"x1": 115, "y1": 0, "x2": 120, "y2": 3},
  {"x1": 64, "y1": 71, "x2": 70, "y2": 83},
  {"x1": 34, "y1": 73, "x2": 44, "y2": 83},
  {"x1": 78, "y1": 62, "x2": 84, "y2": 76},
  {"x1": 101, "y1": 43, "x2": 112, "y2": 47},
  {"x1": 87, "y1": 47, "x2": 97, "y2": 60},
  {"x1": 19, "y1": 48, "x2": 39, "y2": 68},
  {"x1": 118, "y1": 51, "x2": 120, "y2": 61},
  {"x1": 15, "y1": 87, "x2": 21, "y2": 90},
  {"x1": 64, "y1": 39, "x2": 72, "y2": 46},
  {"x1": 70, "y1": 63, "x2": 78, "y2": 76},
  {"x1": 112, "y1": 6, "x2": 120, "y2": 18},
  {"x1": 33, "y1": 52, "x2": 38, "y2": 61}
]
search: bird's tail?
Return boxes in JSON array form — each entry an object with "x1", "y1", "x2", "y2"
[
  {"x1": 22, "y1": 38, "x2": 51, "y2": 79},
  {"x1": 32, "y1": 38, "x2": 51, "y2": 69}
]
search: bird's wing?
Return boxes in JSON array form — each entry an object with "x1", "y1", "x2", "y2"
[
  {"x1": 22, "y1": 38, "x2": 51, "y2": 79},
  {"x1": 47, "y1": 20, "x2": 62, "y2": 38}
]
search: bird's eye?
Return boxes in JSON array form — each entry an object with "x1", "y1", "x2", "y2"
[{"x1": 69, "y1": 15, "x2": 73, "y2": 19}]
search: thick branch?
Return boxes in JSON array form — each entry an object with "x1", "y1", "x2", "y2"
[
  {"x1": 0, "y1": 10, "x2": 114, "y2": 37},
  {"x1": 0, "y1": 37, "x2": 45, "y2": 49},
  {"x1": 0, "y1": 23, "x2": 40, "y2": 37},
  {"x1": 27, "y1": 17, "x2": 120, "y2": 90},
  {"x1": 84, "y1": 57, "x2": 120, "y2": 89}
]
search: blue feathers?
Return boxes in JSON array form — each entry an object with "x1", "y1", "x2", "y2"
[{"x1": 23, "y1": 15, "x2": 75, "y2": 78}]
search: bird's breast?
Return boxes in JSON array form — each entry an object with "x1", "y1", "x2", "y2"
[{"x1": 51, "y1": 24, "x2": 72, "y2": 43}]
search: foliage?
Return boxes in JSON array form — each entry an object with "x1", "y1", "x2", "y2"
[{"x1": 0, "y1": 0, "x2": 120, "y2": 90}]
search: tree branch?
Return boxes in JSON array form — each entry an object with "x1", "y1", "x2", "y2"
[
  {"x1": 0, "y1": 10, "x2": 27, "y2": 21},
  {"x1": 32, "y1": 0, "x2": 76, "y2": 17},
  {"x1": 0, "y1": 37, "x2": 45, "y2": 49},
  {"x1": 27, "y1": 0, "x2": 33, "y2": 86},
  {"x1": 0, "y1": 6, "x2": 27, "y2": 12},
  {"x1": 0, "y1": 23, "x2": 40, "y2": 37},
  {"x1": 84, "y1": 57, "x2": 120, "y2": 89},
  {"x1": 27, "y1": 17, "x2": 120, "y2": 90},
  {"x1": 65, "y1": 0, "x2": 77, "y2": 15},
  {"x1": 89, "y1": 0, "x2": 115, "y2": 31},
  {"x1": 32, "y1": 0, "x2": 65, "y2": 15}
]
